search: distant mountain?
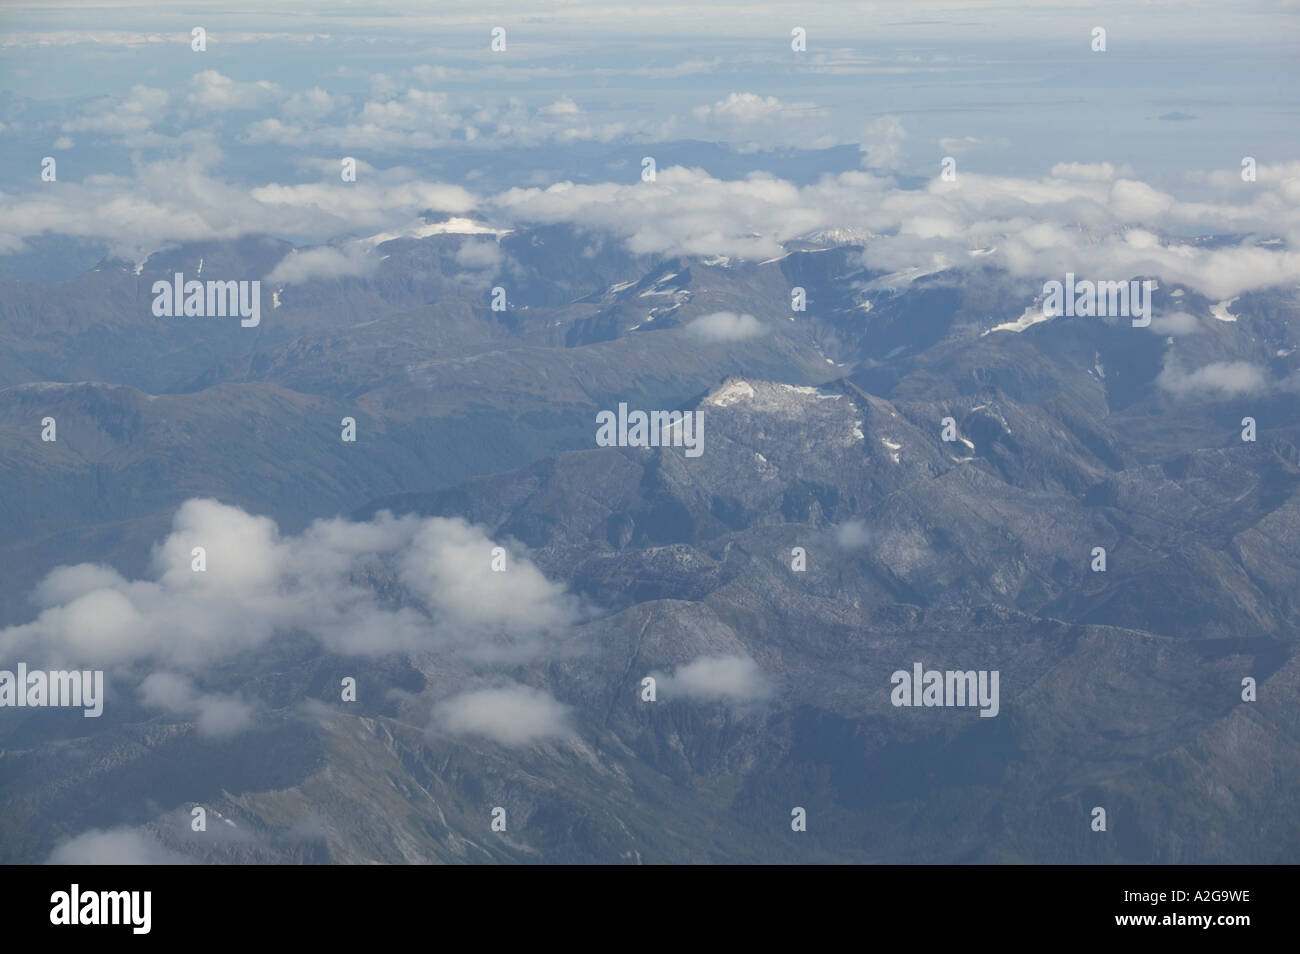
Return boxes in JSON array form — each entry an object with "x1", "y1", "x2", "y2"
[{"x1": 1, "y1": 226, "x2": 1298, "y2": 863}]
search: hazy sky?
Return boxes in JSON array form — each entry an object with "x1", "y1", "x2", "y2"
[{"x1": 1, "y1": 1, "x2": 1297, "y2": 284}]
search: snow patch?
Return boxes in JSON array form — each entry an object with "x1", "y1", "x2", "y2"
[
  {"x1": 1210, "y1": 298, "x2": 1239, "y2": 322},
  {"x1": 777, "y1": 384, "x2": 840, "y2": 401},
  {"x1": 799, "y1": 226, "x2": 873, "y2": 246},
  {"x1": 984, "y1": 304, "x2": 1053, "y2": 336},
  {"x1": 861, "y1": 265, "x2": 945, "y2": 292},
  {"x1": 709, "y1": 380, "x2": 756, "y2": 406},
  {"x1": 364, "y1": 217, "x2": 510, "y2": 246}
]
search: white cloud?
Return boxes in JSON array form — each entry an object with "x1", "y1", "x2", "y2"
[
  {"x1": 684, "y1": 311, "x2": 765, "y2": 342},
  {"x1": 694, "y1": 91, "x2": 823, "y2": 126},
  {"x1": 1149, "y1": 311, "x2": 1201, "y2": 335},
  {"x1": 398, "y1": 518, "x2": 577, "y2": 645},
  {"x1": 62, "y1": 85, "x2": 169, "y2": 135},
  {"x1": 492, "y1": 165, "x2": 825, "y2": 260},
  {"x1": 266, "y1": 244, "x2": 380, "y2": 285},
  {"x1": 656, "y1": 654, "x2": 773, "y2": 704},
  {"x1": 538, "y1": 97, "x2": 582, "y2": 118},
  {"x1": 1050, "y1": 161, "x2": 1118, "y2": 182},
  {"x1": 486, "y1": 163, "x2": 1300, "y2": 296},
  {"x1": 1157, "y1": 359, "x2": 1268, "y2": 398},
  {"x1": 0, "y1": 499, "x2": 580, "y2": 671},
  {"x1": 139, "y1": 672, "x2": 256, "y2": 739},
  {"x1": 47, "y1": 828, "x2": 190, "y2": 865},
  {"x1": 691, "y1": 92, "x2": 834, "y2": 150},
  {"x1": 240, "y1": 88, "x2": 640, "y2": 152},
  {"x1": 187, "y1": 71, "x2": 281, "y2": 112},
  {"x1": 281, "y1": 87, "x2": 347, "y2": 122},
  {"x1": 0, "y1": 146, "x2": 477, "y2": 261},
  {"x1": 431, "y1": 683, "x2": 573, "y2": 746},
  {"x1": 4, "y1": 139, "x2": 1300, "y2": 303},
  {"x1": 939, "y1": 136, "x2": 986, "y2": 155}
]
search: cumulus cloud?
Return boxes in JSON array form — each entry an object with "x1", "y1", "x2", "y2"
[
  {"x1": 139, "y1": 672, "x2": 256, "y2": 739},
  {"x1": 397, "y1": 517, "x2": 578, "y2": 643},
  {"x1": 0, "y1": 499, "x2": 580, "y2": 671},
  {"x1": 692, "y1": 93, "x2": 832, "y2": 148},
  {"x1": 266, "y1": 243, "x2": 380, "y2": 285},
  {"x1": 187, "y1": 71, "x2": 281, "y2": 112},
  {"x1": 1156, "y1": 359, "x2": 1268, "y2": 398},
  {"x1": 281, "y1": 87, "x2": 347, "y2": 122},
  {"x1": 684, "y1": 311, "x2": 765, "y2": 342},
  {"x1": 47, "y1": 828, "x2": 190, "y2": 865},
  {"x1": 62, "y1": 85, "x2": 170, "y2": 136},
  {"x1": 1186, "y1": 160, "x2": 1300, "y2": 190},
  {"x1": 695, "y1": 92, "x2": 786, "y2": 125},
  {"x1": 431, "y1": 683, "x2": 573, "y2": 746},
  {"x1": 655, "y1": 654, "x2": 773, "y2": 705}
]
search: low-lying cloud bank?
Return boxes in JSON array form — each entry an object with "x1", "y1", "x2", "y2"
[
  {"x1": 4, "y1": 138, "x2": 1298, "y2": 303},
  {"x1": 494, "y1": 162, "x2": 1300, "y2": 300}
]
